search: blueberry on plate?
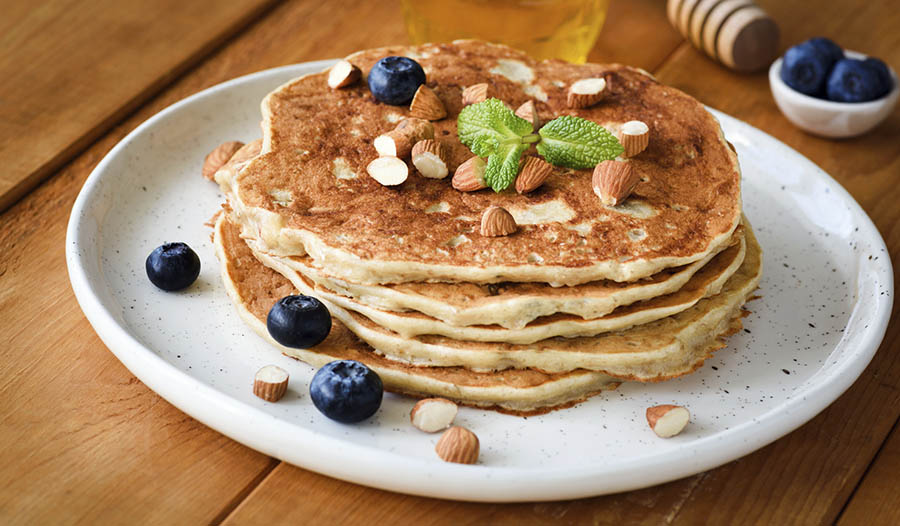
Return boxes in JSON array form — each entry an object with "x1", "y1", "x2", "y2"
[
  {"x1": 862, "y1": 57, "x2": 893, "y2": 98},
  {"x1": 145, "y1": 242, "x2": 201, "y2": 291},
  {"x1": 267, "y1": 295, "x2": 331, "y2": 348},
  {"x1": 309, "y1": 360, "x2": 383, "y2": 423},
  {"x1": 805, "y1": 37, "x2": 844, "y2": 67},
  {"x1": 826, "y1": 58, "x2": 883, "y2": 102},
  {"x1": 780, "y1": 42, "x2": 832, "y2": 96},
  {"x1": 367, "y1": 56, "x2": 426, "y2": 105}
]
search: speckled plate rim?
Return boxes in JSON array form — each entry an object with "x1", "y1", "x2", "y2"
[{"x1": 66, "y1": 62, "x2": 893, "y2": 502}]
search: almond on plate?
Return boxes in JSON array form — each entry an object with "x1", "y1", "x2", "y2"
[
  {"x1": 411, "y1": 139, "x2": 449, "y2": 179},
  {"x1": 410, "y1": 398, "x2": 458, "y2": 432},
  {"x1": 462, "y1": 83, "x2": 489, "y2": 105},
  {"x1": 366, "y1": 156, "x2": 409, "y2": 186},
  {"x1": 435, "y1": 426, "x2": 479, "y2": 464},
  {"x1": 409, "y1": 85, "x2": 447, "y2": 121},
  {"x1": 253, "y1": 365, "x2": 289, "y2": 402},
  {"x1": 327, "y1": 59, "x2": 361, "y2": 89},
  {"x1": 593, "y1": 160, "x2": 640, "y2": 206},
  {"x1": 515, "y1": 155, "x2": 553, "y2": 194},
  {"x1": 646, "y1": 405, "x2": 690, "y2": 438},
  {"x1": 202, "y1": 141, "x2": 244, "y2": 180},
  {"x1": 567, "y1": 77, "x2": 607, "y2": 108},
  {"x1": 452, "y1": 156, "x2": 487, "y2": 191},
  {"x1": 374, "y1": 118, "x2": 435, "y2": 158},
  {"x1": 620, "y1": 120, "x2": 650, "y2": 157},
  {"x1": 481, "y1": 206, "x2": 517, "y2": 237}
]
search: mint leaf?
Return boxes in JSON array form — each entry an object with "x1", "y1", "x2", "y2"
[
  {"x1": 536, "y1": 116, "x2": 623, "y2": 169},
  {"x1": 484, "y1": 142, "x2": 528, "y2": 192},
  {"x1": 457, "y1": 98, "x2": 533, "y2": 157}
]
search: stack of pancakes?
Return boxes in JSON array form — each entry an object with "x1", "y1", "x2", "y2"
[{"x1": 211, "y1": 41, "x2": 762, "y2": 415}]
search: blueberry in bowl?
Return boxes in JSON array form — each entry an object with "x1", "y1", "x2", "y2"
[
  {"x1": 780, "y1": 41, "x2": 833, "y2": 96},
  {"x1": 267, "y1": 295, "x2": 332, "y2": 349},
  {"x1": 367, "y1": 56, "x2": 426, "y2": 105},
  {"x1": 146, "y1": 242, "x2": 201, "y2": 291},
  {"x1": 826, "y1": 58, "x2": 883, "y2": 102},
  {"x1": 310, "y1": 360, "x2": 383, "y2": 423}
]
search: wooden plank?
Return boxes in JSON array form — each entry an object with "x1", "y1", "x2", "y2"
[
  {"x1": 837, "y1": 420, "x2": 900, "y2": 525},
  {"x1": 587, "y1": 0, "x2": 684, "y2": 71},
  {"x1": 0, "y1": 0, "x2": 277, "y2": 213}
]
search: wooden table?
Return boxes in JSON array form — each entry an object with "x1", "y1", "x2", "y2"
[{"x1": 1, "y1": 0, "x2": 898, "y2": 523}]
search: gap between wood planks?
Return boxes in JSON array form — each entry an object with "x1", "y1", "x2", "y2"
[{"x1": 833, "y1": 414, "x2": 900, "y2": 523}]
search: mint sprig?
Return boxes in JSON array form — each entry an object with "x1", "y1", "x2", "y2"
[{"x1": 456, "y1": 99, "x2": 622, "y2": 191}]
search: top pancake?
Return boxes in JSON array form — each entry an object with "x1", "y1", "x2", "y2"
[{"x1": 224, "y1": 40, "x2": 742, "y2": 285}]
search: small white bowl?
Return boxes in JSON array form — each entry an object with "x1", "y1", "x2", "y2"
[{"x1": 769, "y1": 50, "x2": 898, "y2": 138}]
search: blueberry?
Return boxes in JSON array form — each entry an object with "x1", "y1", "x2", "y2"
[
  {"x1": 780, "y1": 42, "x2": 831, "y2": 96},
  {"x1": 826, "y1": 58, "x2": 882, "y2": 102},
  {"x1": 863, "y1": 57, "x2": 893, "y2": 98},
  {"x1": 367, "y1": 56, "x2": 426, "y2": 105},
  {"x1": 805, "y1": 37, "x2": 844, "y2": 67},
  {"x1": 267, "y1": 295, "x2": 331, "y2": 348},
  {"x1": 309, "y1": 360, "x2": 383, "y2": 423},
  {"x1": 146, "y1": 242, "x2": 200, "y2": 291}
]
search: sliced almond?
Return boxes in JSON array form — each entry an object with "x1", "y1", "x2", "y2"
[
  {"x1": 409, "y1": 85, "x2": 447, "y2": 121},
  {"x1": 514, "y1": 100, "x2": 541, "y2": 129},
  {"x1": 327, "y1": 60, "x2": 361, "y2": 89},
  {"x1": 646, "y1": 405, "x2": 690, "y2": 438},
  {"x1": 481, "y1": 206, "x2": 517, "y2": 237},
  {"x1": 253, "y1": 365, "x2": 289, "y2": 402},
  {"x1": 620, "y1": 120, "x2": 650, "y2": 157},
  {"x1": 435, "y1": 426, "x2": 479, "y2": 464},
  {"x1": 202, "y1": 141, "x2": 244, "y2": 181},
  {"x1": 411, "y1": 139, "x2": 449, "y2": 179},
  {"x1": 374, "y1": 118, "x2": 435, "y2": 158},
  {"x1": 462, "y1": 83, "x2": 489, "y2": 105},
  {"x1": 410, "y1": 398, "x2": 458, "y2": 433},
  {"x1": 567, "y1": 77, "x2": 607, "y2": 109},
  {"x1": 515, "y1": 155, "x2": 553, "y2": 194},
  {"x1": 366, "y1": 156, "x2": 409, "y2": 186},
  {"x1": 452, "y1": 156, "x2": 488, "y2": 192},
  {"x1": 592, "y1": 160, "x2": 640, "y2": 206}
]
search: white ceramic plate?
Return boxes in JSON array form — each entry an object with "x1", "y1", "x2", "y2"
[{"x1": 66, "y1": 62, "x2": 893, "y2": 502}]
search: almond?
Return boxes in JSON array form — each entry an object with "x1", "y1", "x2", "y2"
[
  {"x1": 452, "y1": 156, "x2": 488, "y2": 191},
  {"x1": 567, "y1": 77, "x2": 607, "y2": 108},
  {"x1": 646, "y1": 405, "x2": 690, "y2": 438},
  {"x1": 515, "y1": 155, "x2": 553, "y2": 194},
  {"x1": 409, "y1": 85, "x2": 447, "y2": 121},
  {"x1": 327, "y1": 60, "x2": 361, "y2": 89},
  {"x1": 435, "y1": 426, "x2": 479, "y2": 464},
  {"x1": 253, "y1": 365, "x2": 289, "y2": 402},
  {"x1": 514, "y1": 100, "x2": 541, "y2": 129},
  {"x1": 202, "y1": 141, "x2": 244, "y2": 180},
  {"x1": 366, "y1": 156, "x2": 409, "y2": 186},
  {"x1": 480, "y1": 206, "x2": 517, "y2": 237},
  {"x1": 410, "y1": 398, "x2": 458, "y2": 432},
  {"x1": 620, "y1": 120, "x2": 650, "y2": 157},
  {"x1": 374, "y1": 118, "x2": 435, "y2": 158},
  {"x1": 592, "y1": 160, "x2": 640, "y2": 206},
  {"x1": 462, "y1": 83, "x2": 489, "y2": 105},
  {"x1": 227, "y1": 139, "x2": 263, "y2": 167},
  {"x1": 411, "y1": 139, "x2": 449, "y2": 179}
]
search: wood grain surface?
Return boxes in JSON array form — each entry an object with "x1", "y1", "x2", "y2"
[{"x1": 1, "y1": 0, "x2": 898, "y2": 524}]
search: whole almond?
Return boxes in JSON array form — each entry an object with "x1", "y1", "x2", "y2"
[
  {"x1": 593, "y1": 160, "x2": 640, "y2": 206},
  {"x1": 435, "y1": 426, "x2": 479, "y2": 464},
  {"x1": 462, "y1": 83, "x2": 489, "y2": 105},
  {"x1": 202, "y1": 141, "x2": 244, "y2": 180},
  {"x1": 366, "y1": 156, "x2": 409, "y2": 186},
  {"x1": 452, "y1": 156, "x2": 488, "y2": 191},
  {"x1": 646, "y1": 404, "x2": 690, "y2": 438},
  {"x1": 515, "y1": 156, "x2": 553, "y2": 194},
  {"x1": 411, "y1": 139, "x2": 449, "y2": 179},
  {"x1": 567, "y1": 77, "x2": 607, "y2": 108},
  {"x1": 409, "y1": 85, "x2": 447, "y2": 121},
  {"x1": 253, "y1": 365, "x2": 289, "y2": 402},
  {"x1": 620, "y1": 120, "x2": 650, "y2": 157},
  {"x1": 514, "y1": 100, "x2": 541, "y2": 129},
  {"x1": 227, "y1": 139, "x2": 263, "y2": 167},
  {"x1": 481, "y1": 206, "x2": 517, "y2": 237},
  {"x1": 327, "y1": 60, "x2": 361, "y2": 89},
  {"x1": 410, "y1": 398, "x2": 458, "y2": 432}
]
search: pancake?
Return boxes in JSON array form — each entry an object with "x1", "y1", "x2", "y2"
[
  {"x1": 219, "y1": 40, "x2": 742, "y2": 286},
  {"x1": 248, "y1": 227, "x2": 746, "y2": 344},
  {"x1": 239, "y1": 216, "x2": 762, "y2": 378},
  {"x1": 215, "y1": 213, "x2": 621, "y2": 415}
]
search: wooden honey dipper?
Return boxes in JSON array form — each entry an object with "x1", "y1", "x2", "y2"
[{"x1": 667, "y1": 0, "x2": 779, "y2": 72}]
